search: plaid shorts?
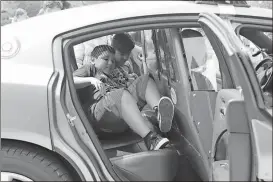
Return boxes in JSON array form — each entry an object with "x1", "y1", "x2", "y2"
[{"x1": 89, "y1": 74, "x2": 150, "y2": 133}]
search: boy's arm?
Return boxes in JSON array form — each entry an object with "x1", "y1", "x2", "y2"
[
  {"x1": 122, "y1": 60, "x2": 133, "y2": 74},
  {"x1": 73, "y1": 63, "x2": 98, "y2": 89},
  {"x1": 73, "y1": 77, "x2": 94, "y2": 89}
]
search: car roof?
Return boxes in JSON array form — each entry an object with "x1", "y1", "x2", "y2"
[{"x1": 2, "y1": 1, "x2": 272, "y2": 43}]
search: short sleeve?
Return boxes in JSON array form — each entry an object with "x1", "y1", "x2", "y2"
[
  {"x1": 73, "y1": 63, "x2": 94, "y2": 77},
  {"x1": 123, "y1": 60, "x2": 133, "y2": 73}
]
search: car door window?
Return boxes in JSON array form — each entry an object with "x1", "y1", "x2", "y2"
[
  {"x1": 155, "y1": 29, "x2": 178, "y2": 82},
  {"x1": 180, "y1": 28, "x2": 221, "y2": 91},
  {"x1": 129, "y1": 31, "x2": 142, "y2": 47},
  {"x1": 142, "y1": 29, "x2": 178, "y2": 81},
  {"x1": 238, "y1": 29, "x2": 272, "y2": 108}
]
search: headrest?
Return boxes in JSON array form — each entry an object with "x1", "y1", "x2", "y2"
[{"x1": 180, "y1": 29, "x2": 207, "y2": 68}]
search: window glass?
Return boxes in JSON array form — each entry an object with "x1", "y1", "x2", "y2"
[
  {"x1": 129, "y1": 31, "x2": 142, "y2": 47},
  {"x1": 143, "y1": 29, "x2": 178, "y2": 81},
  {"x1": 156, "y1": 29, "x2": 176, "y2": 80},
  {"x1": 180, "y1": 28, "x2": 221, "y2": 91},
  {"x1": 239, "y1": 29, "x2": 272, "y2": 108}
]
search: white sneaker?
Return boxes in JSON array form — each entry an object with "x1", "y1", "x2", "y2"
[{"x1": 157, "y1": 97, "x2": 174, "y2": 133}]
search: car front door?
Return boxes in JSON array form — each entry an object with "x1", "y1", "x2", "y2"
[{"x1": 198, "y1": 12, "x2": 272, "y2": 181}]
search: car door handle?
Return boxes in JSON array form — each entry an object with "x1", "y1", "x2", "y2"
[
  {"x1": 220, "y1": 107, "x2": 226, "y2": 116},
  {"x1": 137, "y1": 53, "x2": 144, "y2": 60}
]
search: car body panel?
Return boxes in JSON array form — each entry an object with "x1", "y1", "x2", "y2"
[
  {"x1": 1, "y1": 2, "x2": 271, "y2": 45},
  {"x1": 1, "y1": 61, "x2": 53, "y2": 150}
]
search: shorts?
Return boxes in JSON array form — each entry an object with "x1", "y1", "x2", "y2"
[{"x1": 88, "y1": 74, "x2": 150, "y2": 133}]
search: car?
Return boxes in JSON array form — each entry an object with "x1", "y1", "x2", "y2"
[{"x1": 1, "y1": 1, "x2": 272, "y2": 181}]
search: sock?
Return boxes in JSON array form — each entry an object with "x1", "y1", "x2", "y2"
[{"x1": 144, "y1": 131, "x2": 154, "y2": 140}]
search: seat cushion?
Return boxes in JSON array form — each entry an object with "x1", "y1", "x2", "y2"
[
  {"x1": 100, "y1": 130, "x2": 143, "y2": 150},
  {"x1": 104, "y1": 140, "x2": 148, "y2": 158},
  {"x1": 99, "y1": 130, "x2": 148, "y2": 158},
  {"x1": 111, "y1": 148, "x2": 179, "y2": 181}
]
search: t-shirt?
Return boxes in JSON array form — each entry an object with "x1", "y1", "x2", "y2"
[{"x1": 73, "y1": 63, "x2": 136, "y2": 95}]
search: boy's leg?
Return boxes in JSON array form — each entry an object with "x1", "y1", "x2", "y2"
[
  {"x1": 92, "y1": 88, "x2": 150, "y2": 137},
  {"x1": 128, "y1": 75, "x2": 174, "y2": 133},
  {"x1": 144, "y1": 77, "x2": 161, "y2": 108},
  {"x1": 92, "y1": 88, "x2": 170, "y2": 150},
  {"x1": 120, "y1": 90, "x2": 151, "y2": 137},
  {"x1": 120, "y1": 90, "x2": 170, "y2": 149}
]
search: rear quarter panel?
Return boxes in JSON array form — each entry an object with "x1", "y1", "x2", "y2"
[{"x1": 1, "y1": 26, "x2": 55, "y2": 150}]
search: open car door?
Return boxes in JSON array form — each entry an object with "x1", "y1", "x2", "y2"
[{"x1": 198, "y1": 12, "x2": 272, "y2": 181}]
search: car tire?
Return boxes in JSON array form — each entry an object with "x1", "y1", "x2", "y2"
[{"x1": 1, "y1": 140, "x2": 76, "y2": 181}]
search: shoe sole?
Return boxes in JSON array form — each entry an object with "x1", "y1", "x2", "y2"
[
  {"x1": 158, "y1": 97, "x2": 174, "y2": 133},
  {"x1": 154, "y1": 138, "x2": 170, "y2": 150}
]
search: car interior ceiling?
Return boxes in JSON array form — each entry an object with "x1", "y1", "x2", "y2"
[{"x1": 68, "y1": 29, "x2": 204, "y2": 181}]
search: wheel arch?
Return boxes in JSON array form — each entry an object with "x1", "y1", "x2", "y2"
[{"x1": 1, "y1": 139, "x2": 85, "y2": 181}]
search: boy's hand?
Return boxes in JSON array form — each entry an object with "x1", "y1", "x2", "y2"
[
  {"x1": 89, "y1": 77, "x2": 103, "y2": 90},
  {"x1": 129, "y1": 73, "x2": 138, "y2": 79}
]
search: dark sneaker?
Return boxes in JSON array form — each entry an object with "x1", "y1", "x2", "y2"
[
  {"x1": 157, "y1": 97, "x2": 174, "y2": 133},
  {"x1": 145, "y1": 132, "x2": 170, "y2": 150}
]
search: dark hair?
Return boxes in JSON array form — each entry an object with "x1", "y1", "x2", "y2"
[
  {"x1": 111, "y1": 33, "x2": 135, "y2": 54},
  {"x1": 91, "y1": 45, "x2": 115, "y2": 59}
]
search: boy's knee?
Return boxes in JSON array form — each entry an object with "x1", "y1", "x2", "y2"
[{"x1": 121, "y1": 89, "x2": 133, "y2": 102}]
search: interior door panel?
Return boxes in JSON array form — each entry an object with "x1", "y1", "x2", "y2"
[
  {"x1": 226, "y1": 100, "x2": 252, "y2": 181},
  {"x1": 190, "y1": 91, "x2": 217, "y2": 159},
  {"x1": 212, "y1": 89, "x2": 242, "y2": 159},
  {"x1": 251, "y1": 119, "x2": 272, "y2": 181},
  {"x1": 212, "y1": 89, "x2": 252, "y2": 181}
]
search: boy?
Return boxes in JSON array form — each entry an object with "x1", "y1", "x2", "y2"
[{"x1": 73, "y1": 45, "x2": 174, "y2": 150}]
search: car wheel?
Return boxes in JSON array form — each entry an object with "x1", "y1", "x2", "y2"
[{"x1": 1, "y1": 140, "x2": 76, "y2": 181}]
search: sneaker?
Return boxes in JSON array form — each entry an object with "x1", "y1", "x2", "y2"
[
  {"x1": 157, "y1": 97, "x2": 174, "y2": 133},
  {"x1": 145, "y1": 132, "x2": 170, "y2": 150}
]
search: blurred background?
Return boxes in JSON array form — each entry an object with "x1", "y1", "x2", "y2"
[{"x1": 1, "y1": 1, "x2": 272, "y2": 26}]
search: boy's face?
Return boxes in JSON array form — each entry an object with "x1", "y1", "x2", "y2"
[
  {"x1": 94, "y1": 52, "x2": 115, "y2": 73},
  {"x1": 114, "y1": 50, "x2": 131, "y2": 67}
]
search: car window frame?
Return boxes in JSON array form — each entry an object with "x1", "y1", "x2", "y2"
[
  {"x1": 179, "y1": 26, "x2": 234, "y2": 91},
  {"x1": 60, "y1": 14, "x2": 214, "y2": 181}
]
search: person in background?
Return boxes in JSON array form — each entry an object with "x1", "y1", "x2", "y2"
[
  {"x1": 37, "y1": 1, "x2": 64, "y2": 15},
  {"x1": 1, "y1": 10, "x2": 12, "y2": 26},
  {"x1": 11, "y1": 8, "x2": 29, "y2": 23}
]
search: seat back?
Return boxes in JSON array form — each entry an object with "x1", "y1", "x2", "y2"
[{"x1": 181, "y1": 29, "x2": 214, "y2": 90}]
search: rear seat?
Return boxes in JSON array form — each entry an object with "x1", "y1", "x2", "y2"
[{"x1": 100, "y1": 130, "x2": 179, "y2": 181}]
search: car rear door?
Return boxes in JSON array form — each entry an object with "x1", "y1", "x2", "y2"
[{"x1": 198, "y1": 12, "x2": 272, "y2": 181}]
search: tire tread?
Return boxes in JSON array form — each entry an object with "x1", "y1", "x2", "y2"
[{"x1": 1, "y1": 141, "x2": 75, "y2": 181}]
